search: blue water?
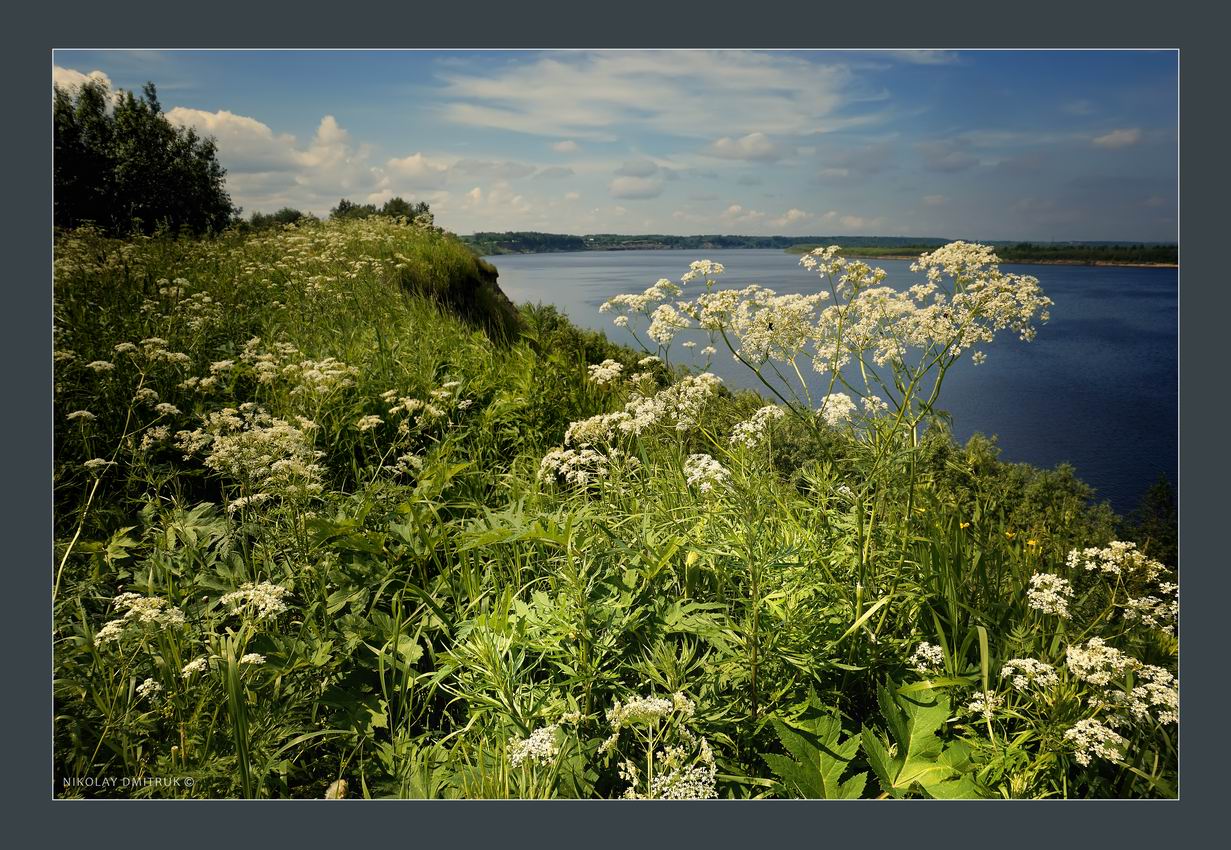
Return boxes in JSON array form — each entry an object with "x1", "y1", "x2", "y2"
[{"x1": 486, "y1": 249, "x2": 1177, "y2": 515}]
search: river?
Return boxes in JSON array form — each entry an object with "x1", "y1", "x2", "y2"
[{"x1": 485, "y1": 248, "x2": 1178, "y2": 515}]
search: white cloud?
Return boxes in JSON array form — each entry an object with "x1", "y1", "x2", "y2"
[
  {"x1": 1092, "y1": 128, "x2": 1142, "y2": 149},
  {"x1": 53, "y1": 65, "x2": 112, "y2": 91},
  {"x1": 385, "y1": 152, "x2": 450, "y2": 188},
  {"x1": 552, "y1": 140, "x2": 580, "y2": 153},
  {"x1": 437, "y1": 51, "x2": 866, "y2": 141},
  {"x1": 609, "y1": 176, "x2": 664, "y2": 199},
  {"x1": 166, "y1": 107, "x2": 299, "y2": 171},
  {"x1": 769, "y1": 208, "x2": 811, "y2": 227},
  {"x1": 704, "y1": 132, "x2": 789, "y2": 163},
  {"x1": 722, "y1": 204, "x2": 766, "y2": 225}
]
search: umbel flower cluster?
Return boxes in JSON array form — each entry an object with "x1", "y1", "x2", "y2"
[
  {"x1": 599, "y1": 242, "x2": 1053, "y2": 433},
  {"x1": 175, "y1": 403, "x2": 324, "y2": 510}
]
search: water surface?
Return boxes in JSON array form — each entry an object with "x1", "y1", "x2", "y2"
[{"x1": 487, "y1": 249, "x2": 1177, "y2": 515}]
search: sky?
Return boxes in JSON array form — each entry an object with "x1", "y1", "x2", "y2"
[{"x1": 52, "y1": 50, "x2": 1178, "y2": 241}]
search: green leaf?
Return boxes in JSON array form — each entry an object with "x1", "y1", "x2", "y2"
[
  {"x1": 763, "y1": 692, "x2": 867, "y2": 799},
  {"x1": 861, "y1": 682, "x2": 989, "y2": 799}
]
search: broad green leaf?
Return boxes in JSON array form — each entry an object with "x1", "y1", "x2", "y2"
[
  {"x1": 861, "y1": 682, "x2": 988, "y2": 799},
  {"x1": 763, "y1": 693, "x2": 867, "y2": 799}
]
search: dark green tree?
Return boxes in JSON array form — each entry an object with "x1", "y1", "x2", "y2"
[{"x1": 54, "y1": 80, "x2": 236, "y2": 235}]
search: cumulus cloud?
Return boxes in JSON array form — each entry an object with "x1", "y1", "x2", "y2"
[
  {"x1": 769, "y1": 208, "x2": 811, "y2": 227},
  {"x1": 609, "y1": 176, "x2": 664, "y2": 199},
  {"x1": 704, "y1": 132, "x2": 789, "y2": 163},
  {"x1": 1092, "y1": 128, "x2": 1141, "y2": 149},
  {"x1": 167, "y1": 108, "x2": 433, "y2": 214},
  {"x1": 722, "y1": 204, "x2": 766, "y2": 225},
  {"x1": 53, "y1": 65, "x2": 112, "y2": 91},
  {"x1": 166, "y1": 107, "x2": 299, "y2": 171},
  {"x1": 552, "y1": 140, "x2": 580, "y2": 153},
  {"x1": 385, "y1": 152, "x2": 450, "y2": 188}
]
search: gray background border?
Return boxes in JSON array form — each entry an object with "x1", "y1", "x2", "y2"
[{"x1": 14, "y1": 0, "x2": 1221, "y2": 843}]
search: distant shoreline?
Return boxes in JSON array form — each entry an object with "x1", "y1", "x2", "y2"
[
  {"x1": 478, "y1": 245, "x2": 1178, "y2": 269},
  {"x1": 815, "y1": 254, "x2": 1179, "y2": 269}
]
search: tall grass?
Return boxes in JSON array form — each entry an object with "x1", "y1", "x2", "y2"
[{"x1": 53, "y1": 219, "x2": 1176, "y2": 798}]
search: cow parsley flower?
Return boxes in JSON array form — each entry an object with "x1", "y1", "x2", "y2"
[
  {"x1": 728, "y1": 405, "x2": 785, "y2": 449},
  {"x1": 818, "y1": 392, "x2": 856, "y2": 427},
  {"x1": 1064, "y1": 719, "x2": 1127, "y2": 766},
  {"x1": 136, "y1": 678, "x2": 163, "y2": 701},
  {"x1": 1026, "y1": 572, "x2": 1073, "y2": 618},
  {"x1": 909, "y1": 641, "x2": 945, "y2": 675},
  {"x1": 508, "y1": 724, "x2": 560, "y2": 767},
  {"x1": 1065, "y1": 541, "x2": 1165, "y2": 581},
  {"x1": 967, "y1": 690, "x2": 1002, "y2": 720},
  {"x1": 1066, "y1": 638, "x2": 1139, "y2": 687},
  {"x1": 587, "y1": 359, "x2": 625, "y2": 386},
  {"x1": 684, "y1": 454, "x2": 729, "y2": 494},
  {"x1": 181, "y1": 657, "x2": 209, "y2": 679},
  {"x1": 219, "y1": 582, "x2": 291, "y2": 621},
  {"x1": 1000, "y1": 658, "x2": 1059, "y2": 692}
]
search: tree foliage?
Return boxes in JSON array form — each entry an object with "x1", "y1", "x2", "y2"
[
  {"x1": 54, "y1": 80, "x2": 236, "y2": 235},
  {"x1": 330, "y1": 196, "x2": 433, "y2": 225}
]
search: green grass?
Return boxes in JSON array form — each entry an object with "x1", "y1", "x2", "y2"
[{"x1": 52, "y1": 218, "x2": 1177, "y2": 799}]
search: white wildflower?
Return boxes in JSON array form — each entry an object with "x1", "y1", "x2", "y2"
[
  {"x1": 1066, "y1": 638, "x2": 1139, "y2": 687},
  {"x1": 219, "y1": 582, "x2": 291, "y2": 621},
  {"x1": 1000, "y1": 658, "x2": 1059, "y2": 692},
  {"x1": 587, "y1": 359, "x2": 625, "y2": 386},
  {"x1": 967, "y1": 690, "x2": 1002, "y2": 720},
  {"x1": 1026, "y1": 573, "x2": 1073, "y2": 618},
  {"x1": 508, "y1": 724, "x2": 560, "y2": 767},
  {"x1": 1064, "y1": 719, "x2": 1128, "y2": 766},
  {"x1": 1065, "y1": 541, "x2": 1165, "y2": 581},
  {"x1": 684, "y1": 454, "x2": 729, "y2": 494},
  {"x1": 728, "y1": 405, "x2": 785, "y2": 449},
  {"x1": 818, "y1": 392, "x2": 856, "y2": 427},
  {"x1": 181, "y1": 657, "x2": 209, "y2": 679},
  {"x1": 909, "y1": 642, "x2": 945, "y2": 675},
  {"x1": 136, "y1": 678, "x2": 163, "y2": 700}
]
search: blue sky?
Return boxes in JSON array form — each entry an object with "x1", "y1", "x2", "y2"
[{"x1": 53, "y1": 50, "x2": 1178, "y2": 241}]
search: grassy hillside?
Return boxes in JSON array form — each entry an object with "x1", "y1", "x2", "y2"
[{"x1": 53, "y1": 221, "x2": 1177, "y2": 799}]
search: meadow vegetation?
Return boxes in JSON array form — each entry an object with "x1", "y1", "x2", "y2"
[{"x1": 53, "y1": 216, "x2": 1177, "y2": 799}]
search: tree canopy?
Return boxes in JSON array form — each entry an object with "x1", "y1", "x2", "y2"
[{"x1": 54, "y1": 80, "x2": 236, "y2": 235}]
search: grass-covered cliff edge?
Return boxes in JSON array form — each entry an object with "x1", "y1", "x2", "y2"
[{"x1": 53, "y1": 218, "x2": 1177, "y2": 799}]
